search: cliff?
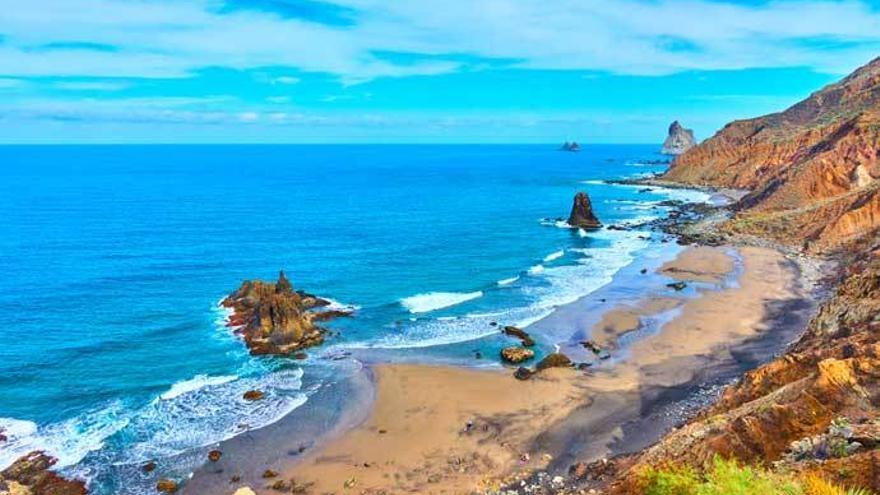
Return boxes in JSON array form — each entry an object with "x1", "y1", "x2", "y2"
[
  {"x1": 607, "y1": 238, "x2": 880, "y2": 493},
  {"x1": 0, "y1": 452, "x2": 87, "y2": 495},
  {"x1": 221, "y1": 271, "x2": 348, "y2": 356},
  {"x1": 663, "y1": 57, "x2": 880, "y2": 252},
  {"x1": 661, "y1": 121, "x2": 696, "y2": 155}
]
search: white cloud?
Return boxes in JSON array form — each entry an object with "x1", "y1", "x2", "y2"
[
  {"x1": 272, "y1": 76, "x2": 301, "y2": 85},
  {"x1": 0, "y1": 0, "x2": 878, "y2": 83},
  {"x1": 54, "y1": 81, "x2": 129, "y2": 91}
]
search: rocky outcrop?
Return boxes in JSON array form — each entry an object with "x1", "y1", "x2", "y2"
[
  {"x1": 500, "y1": 346, "x2": 535, "y2": 364},
  {"x1": 560, "y1": 141, "x2": 581, "y2": 152},
  {"x1": 221, "y1": 271, "x2": 349, "y2": 356},
  {"x1": 567, "y1": 192, "x2": 602, "y2": 229},
  {"x1": 0, "y1": 452, "x2": 87, "y2": 495},
  {"x1": 660, "y1": 121, "x2": 696, "y2": 155},
  {"x1": 664, "y1": 57, "x2": 880, "y2": 251}
]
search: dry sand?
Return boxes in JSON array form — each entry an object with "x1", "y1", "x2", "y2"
[{"x1": 230, "y1": 246, "x2": 809, "y2": 495}]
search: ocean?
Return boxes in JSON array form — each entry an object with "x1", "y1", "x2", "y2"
[{"x1": 0, "y1": 144, "x2": 708, "y2": 493}]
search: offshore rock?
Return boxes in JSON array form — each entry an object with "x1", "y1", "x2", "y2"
[
  {"x1": 222, "y1": 271, "x2": 349, "y2": 356},
  {"x1": 502, "y1": 326, "x2": 536, "y2": 347},
  {"x1": 0, "y1": 452, "x2": 88, "y2": 495},
  {"x1": 567, "y1": 192, "x2": 602, "y2": 229},
  {"x1": 661, "y1": 120, "x2": 696, "y2": 155},
  {"x1": 500, "y1": 346, "x2": 535, "y2": 364}
]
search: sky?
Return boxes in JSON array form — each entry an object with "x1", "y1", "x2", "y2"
[{"x1": 1, "y1": 0, "x2": 879, "y2": 144}]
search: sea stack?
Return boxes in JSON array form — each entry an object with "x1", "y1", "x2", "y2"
[
  {"x1": 221, "y1": 271, "x2": 349, "y2": 356},
  {"x1": 661, "y1": 121, "x2": 696, "y2": 155},
  {"x1": 567, "y1": 192, "x2": 601, "y2": 229},
  {"x1": 560, "y1": 141, "x2": 581, "y2": 152}
]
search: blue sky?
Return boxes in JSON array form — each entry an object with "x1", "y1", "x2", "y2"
[{"x1": 1, "y1": 0, "x2": 879, "y2": 143}]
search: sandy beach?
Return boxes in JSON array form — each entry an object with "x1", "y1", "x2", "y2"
[{"x1": 203, "y1": 244, "x2": 817, "y2": 495}]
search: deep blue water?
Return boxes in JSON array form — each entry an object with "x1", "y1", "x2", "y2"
[{"x1": 0, "y1": 144, "x2": 706, "y2": 492}]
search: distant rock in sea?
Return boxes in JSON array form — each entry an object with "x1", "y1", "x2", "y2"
[
  {"x1": 567, "y1": 192, "x2": 602, "y2": 229},
  {"x1": 660, "y1": 121, "x2": 696, "y2": 155},
  {"x1": 560, "y1": 141, "x2": 582, "y2": 152},
  {"x1": 221, "y1": 271, "x2": 350, "y2": 356}
]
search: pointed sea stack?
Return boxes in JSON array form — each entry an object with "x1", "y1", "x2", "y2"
[
  {"x1": 568, "y1": 192, "x2": 601, "y2": 229},
  {"x1": 221, "y1": 271, "x2": 349, "y2": 356},
  {"x1": 661, "y1": 120, "x2": 696, "y2": 155}
]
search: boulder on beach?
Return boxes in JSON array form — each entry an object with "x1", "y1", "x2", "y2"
[
  {"x1": 242, "y1": 390, "x2": 264, "y2": 401},
  {"x1": 156, "y1": 479, "x2": 178, "y2": 493},
  {"x1": 567, "y1": 192, "x2": 602, "y2": 229},
  {"x1": 501, "y1": 346, "x2": 535, "y2": 364},
  {"x1": 514, "y1": 367, "x2": 534, "y2": 380},
  {"x1": 221, "y1": 271, "x2": 351, "y2": 356},
  {"x1": 536, "y1": 352, "x2": 573, "y2": 371},
  {"x1": 661, "y1": 120, "x2": 696, "y2": 155}
]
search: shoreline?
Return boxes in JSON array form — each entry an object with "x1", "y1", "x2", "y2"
[{"x1": 194, "y1": 243, "x2": 821, "y2": 495}]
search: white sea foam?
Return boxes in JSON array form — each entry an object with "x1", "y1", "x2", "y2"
[
  {"x1": 578, "y1": 228, "x2": 588, "y2": 238},
  {"x1": 400, "y1": 291, "x2": 483, "y2": 313},
  {"x1": 159, "y1": 374, "x2": 239, "y2": 401},
  {"x1": 528, "y1": 264, "x2": 545, "y2": 275},
  {"x1": 322, "y1": 298, "x2": 362, "y2": 312},
  {"x1": 497, "y1": 276, "x2": 520, "y2": 286},
  {"x1": 543, "y1": 250, "x2": 565, "y2": 262},
  {"x1": 0, "y1": 404, "x2": 130, "y2": 471}
]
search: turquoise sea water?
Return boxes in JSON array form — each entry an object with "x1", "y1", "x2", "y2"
[{"x1": 0, "y1": 145, "x2": 707, "y2": 493}]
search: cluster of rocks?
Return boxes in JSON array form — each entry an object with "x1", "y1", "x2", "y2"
[
  {"x1": 783, "y1": 417, "x2": 879, "y2": 463},
  {"x1": 560, "y1": 142, "x2": 581, "y2": 152},
  {"x1": 221, "y1": 271, "x2": 351, "y2": 356},
  {"x1": 0, "y1": 452, "x2": 87, "y2": 495}
]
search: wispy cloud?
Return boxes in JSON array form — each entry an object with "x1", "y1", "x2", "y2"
[{"x1": 0, "y1": 0, "x2": 878, "y2": 82}]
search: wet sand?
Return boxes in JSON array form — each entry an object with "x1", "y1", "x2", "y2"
[{"x1": 205, "y1": 246, "x2": 816, "y2": 495}]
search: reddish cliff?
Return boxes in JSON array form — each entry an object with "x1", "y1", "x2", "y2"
[{"x1": 664, "y1": 57, "x2": 880, "y2": 251}]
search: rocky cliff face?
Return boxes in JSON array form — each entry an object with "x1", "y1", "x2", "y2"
[
  {"x1": 567, "y1": 192, "x2": 602, "y2": 229},
  {"x1": 661, "y1": 121, "x2": 697, "y2": 155},
  {"x1": 221, "y1": 271, "x2": 348, "y2": 356},
  {"x1": 607, "y1": 239, "x2": 880, "y2": 493},
  {"x1": 664, "y1": 57, "x2": 880, "y2": 252}
]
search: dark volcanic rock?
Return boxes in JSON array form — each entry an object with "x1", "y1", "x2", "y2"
[
  {"x1": 536, "y1": 352, "x2": 573, "y2": 371},
  {"x1": 242, "y1": 390, "x2": 265, "y2": 401},
  {"x1": 502, "y1": 326, "x2": 536, "y2": 347},
  {"x1": 513, "y1": 367, "x2": 534, "y2": 380},
  {"x1": 221, "y1": 271, "x2": 350, "y2": 356},
  {"x1": 661, "y1": 120, "x2": 696, "y2": 155},
  {"x1": 567, "y1": 192, "x2": 602, "y2": 229},
  {"x1": 0, "y1": 451, "x2": 88, "y2": 495}
]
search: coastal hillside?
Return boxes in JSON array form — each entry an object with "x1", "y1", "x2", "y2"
[
  {"x1": 664, "y1": 57, "x2": 880, "y2": 251},
  {"x1": 606, "y1": 235, "x2": 880, "y2": 493}
]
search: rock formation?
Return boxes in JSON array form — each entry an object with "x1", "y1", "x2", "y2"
[
  {"x1": 660, "y1": 120, "x2": 696, "y2": 155},
  {"x1": 0, "y1": 452, "x2": 87, "y2": 495},
  {"x1": 221, "y1": 271, "x2": 350, "y2": 356},
  {"x1": 664, "y1": 57, "x2": 880, "y2": 251},
  {"x1": 500, "y1": 346, "x2": 535, "y2": 364},
  {"x1": 567, "y1": 192, "x2": 602, "y2": 229},
  {"x1": 560, "y1": 141, "x2": 582, "y2": 152}
]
